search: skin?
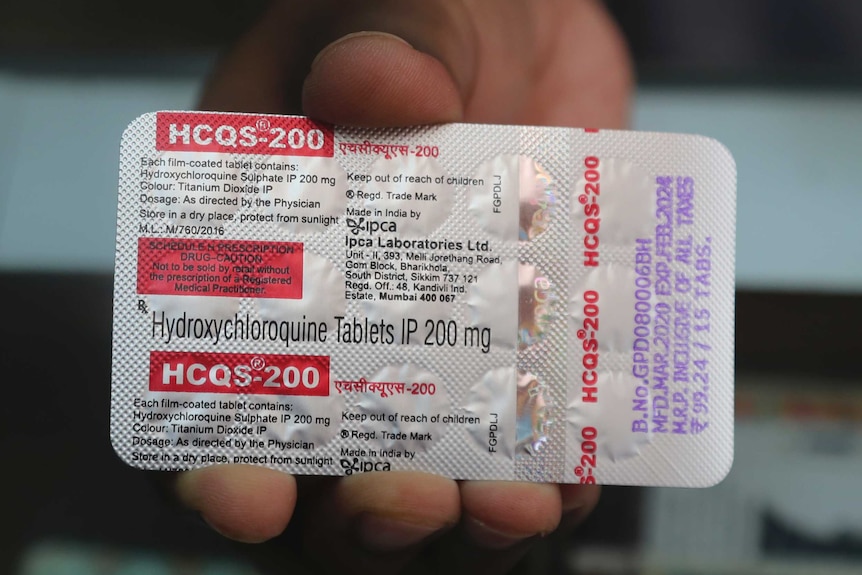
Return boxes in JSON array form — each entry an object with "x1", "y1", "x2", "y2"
[{"x1": 175, "y1": 1, "x2": 632, "y2": 573}]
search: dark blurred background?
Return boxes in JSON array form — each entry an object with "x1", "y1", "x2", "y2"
[{"x1": 1, "y1": 1, "x2": 861, "y2": 574}]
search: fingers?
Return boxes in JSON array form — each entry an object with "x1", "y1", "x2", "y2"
[
  {"x1": 172, "y1": 465, "x2": 460, "y2": 573},
  {"x1": 403, "y1": 482, "x2": 559, "y2": 574},
  {"x1": 460, "y1": 481, "x2": 561, "y2": 548},
  {"x1": 301, "y1": 471, "x2": 460, "y2": 574},
  {"x1": 173, "y1": 466, "x2": 601, "y2": 574},
  {"x1": 175, "y1": 465, "x2": 297, "y2": 544},
  {"x1": 172, "y1": 467, "x2": 558, "y2": 574},
  {"x1": 200, "y1": 0, "x2": 631, "y2": 129},
  {"x1": 401, "y1": 482, "x2": 598, "y2": 575}
]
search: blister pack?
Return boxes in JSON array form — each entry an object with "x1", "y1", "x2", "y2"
[{"x1": 112, "y1": 111, "x2": 736, "y2": 486}]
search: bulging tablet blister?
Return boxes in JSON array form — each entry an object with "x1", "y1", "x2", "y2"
[{"x1": 112, "y1": 112, "x2": 735, "y2": 486}]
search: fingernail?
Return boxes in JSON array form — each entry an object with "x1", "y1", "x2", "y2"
[
  {"x1": 311, "y1": 31, "x2": 413, "y2": 69},
  {"x1": 463, "y1": 516, "x2": 533, "y2": 550},
  {"x1": 356, "y1": 514, "x2": 442, "y2": 552}
]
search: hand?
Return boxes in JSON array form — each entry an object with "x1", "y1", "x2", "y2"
[{"x1": 177, "y1": 1, "x2": 631, "y2": 573}]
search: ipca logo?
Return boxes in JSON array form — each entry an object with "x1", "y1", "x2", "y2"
[
  {"x1": 345, "y1": 217, "x2": 365, "y2": 235},
  {"x1": 345, "y1": 217, "x2": 397, "y2": 236},
  {"x1": 339, "y1": 457, "x2": 392, "y2": 475}
]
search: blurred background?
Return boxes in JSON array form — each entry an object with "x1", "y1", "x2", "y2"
[{"x1": 1, "y1": 0, "x2": 861, "y2": 573}]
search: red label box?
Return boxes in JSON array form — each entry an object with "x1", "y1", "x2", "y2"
[
  {"x1": 156, "y1": 112, "x2": 334, "y2": 157},
  {"x1": 149, "y1": 351, "x2": 330, "y2": 396},
  {"x1": 137, "y1": 237, "x2": 303, "y2": 299}
]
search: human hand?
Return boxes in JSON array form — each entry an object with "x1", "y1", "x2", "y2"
[{"x1": 177, "y1": 1, "x2": 631, "y2": 573}]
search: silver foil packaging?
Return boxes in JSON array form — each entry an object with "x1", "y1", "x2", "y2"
[{"x1": 112, "y1": 112, "x2": 736, "y2": 486}]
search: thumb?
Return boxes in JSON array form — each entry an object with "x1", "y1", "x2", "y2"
[
  {"x1": 301, "y1": 31, "x2": 465, "y2": 127},
  {"x1": 199, "y1": 0, "x2": 477, "y2": 126}
]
